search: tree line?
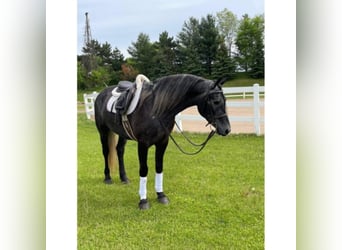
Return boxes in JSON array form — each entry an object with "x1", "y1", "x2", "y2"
[{"x1": 78, "y1": 9, "x2": 264, "y2": 89}]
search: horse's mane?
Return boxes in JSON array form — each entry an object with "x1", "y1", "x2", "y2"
[{"x1": 151, "y1": 74, "x2": 213, "y2": 117}]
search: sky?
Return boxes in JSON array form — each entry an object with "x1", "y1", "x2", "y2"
[{"x1": 77, "y1": 0, "x2": 264, "y2": 57}]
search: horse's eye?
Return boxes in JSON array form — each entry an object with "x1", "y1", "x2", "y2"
[{"x1": 213, "y1": 100, "x2": 220, "y2": 105}]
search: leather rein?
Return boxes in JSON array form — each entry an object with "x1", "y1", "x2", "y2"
[
  {"x1": 167, "y1": 88, "x2": 225, "y2": 155},
  {"x1": 168, "y1": 121, "x2": 216, "y2": 155}
]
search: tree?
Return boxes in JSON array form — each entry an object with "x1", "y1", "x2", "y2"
[
  {"x1": 216, "y1": 8, "x2": 238, "y2": 58},
  {"x1": 235, "y1": 14, "x2": 264, "y2": 78},
  {"x1": 198, "y1": 14, "x2": 220, "y2": 76},
  {"x1": 78, "y1": 40, "x2": 128, "y2": 88},
  {"x1": 77, "y1": 9, "x2": 265, "y2": 90},
  {"x1": 177, "y1": 15, "x2": 221, "y2": 77},
  {"x1": 82, "y1": 39, "x2": 101, "y2": 73},
  {"x1": 177, "y1": 17, "x2": 204, "y2": 75},
  {"x1": 111, "y1": 47, "x2": 125, "y2": 71},
  {"x1": 98, "y1": 42, "x2": 113, "y2": 65},
  {"x1": 127, "y1": 33, "x2": 156, "y2": 77},
  {"x1": 154, "y1": 31, "x2": 177, "y2": 77},
  {"x1": 212, "y1": 39, "x2": 236, "y2": 80},
  {"x1": 121, "y1": 63, "x2": 138, "y2": 82},
  {"x1": 88, "y1": 66, "x2": 111, "y2": 88},
  {"x1": 77, "y1": 61, "x2": 87, "y2": 89},
  {"x1": 249, "y1": 15, "x2": 264, "y2": 78},
  {"x1": 235, "y1": 15, "x2": 253, "y2": 72}
]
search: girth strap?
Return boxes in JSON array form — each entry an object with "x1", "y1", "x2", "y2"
[
  {"x1": 122, "y1": 114, "x2": 137, "y2": 141},
  {"x1": 116, "y1": 74, "x2": 151, "y2": 141}
]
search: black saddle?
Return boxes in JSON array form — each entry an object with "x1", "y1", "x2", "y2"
[
  {"x1": 117, "y1": 81, "x2": 134, "y2": 92},
  {"x1": 115, "y1": 81, "x2": 136, "y2": 115}
]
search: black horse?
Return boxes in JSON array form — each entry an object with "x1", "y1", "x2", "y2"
[{"x1": 94, "y1": 74, "x2": 231, "y2": 209}]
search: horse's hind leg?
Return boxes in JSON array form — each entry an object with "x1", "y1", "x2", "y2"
[
  {"x1": 100, "y1": 132, "x2": 111, "y2": 184},
  {"x1": 117, "y1": 136, "x2": 129, "y2": 184},
  {"x1": 99, "y1": 130, "x2": 117, "y2": 184}
]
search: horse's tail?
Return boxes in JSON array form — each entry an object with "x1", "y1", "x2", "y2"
[{"x1": 108, "y1": 131, "x2": 118, "y2": 175}]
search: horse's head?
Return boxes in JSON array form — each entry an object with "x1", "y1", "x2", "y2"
[{"x1": 198, "y1": 78, "x2": 231, "y2": 136}]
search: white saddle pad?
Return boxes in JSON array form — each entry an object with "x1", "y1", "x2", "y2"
[{"x1": 106, "y1": 74, "x2": 150, "y2": 115}]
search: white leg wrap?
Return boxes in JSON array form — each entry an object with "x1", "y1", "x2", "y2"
[
  {"x1": 139, "y1": 177, "x2": 147, "y2": 200},
  {"x1": 155, "y1": 173, "x2": 163, "y2": 193}
]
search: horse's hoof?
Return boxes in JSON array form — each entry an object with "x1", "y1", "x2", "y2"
[
  {"x1": 103, "y1": 178, "x2": 113, "y2": 184},
  {"x1": 121, "y1": 178, "x2": 130, "y2": 184},
  {"x1": 139, "y1": 199, "x2": 150, "y2": 210},
  {"x1": 157, "y1": 192, "x2": 170, "y2": 205}
]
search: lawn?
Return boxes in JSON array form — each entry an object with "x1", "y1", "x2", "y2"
[{"x1": 78, "y1": 114, "x2": 264, "y2": 249}]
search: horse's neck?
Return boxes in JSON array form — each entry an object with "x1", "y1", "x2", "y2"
[
  {"x1": 163, "y1": 83, "x2": 207, "y2": 118},
  {"x1": 175, "y1": 94, "x2": 204, "y2": 114}
]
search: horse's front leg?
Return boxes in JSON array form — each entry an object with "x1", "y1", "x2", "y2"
[
  {"x1": 138, "y1": 142, "x2": 150, "y2": 209},
  {"x1": 155, "y1": 141, "x2": 170, "y2": 205}
]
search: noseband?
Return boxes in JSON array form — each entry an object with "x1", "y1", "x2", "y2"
[{"x1": 204, "y1": 89, "x2": 227, "y2": 127}]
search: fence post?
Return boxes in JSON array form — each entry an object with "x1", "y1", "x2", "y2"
[
  {"x1": 253, "y1": 84, "x2": 261, "y2": 136},
  {"x1": 83, "y1": 91, "x2": 97, "y2": 119},
  {"x1": 83, "y1": 93, "x2": 91, "y2": 119},
  {"x1": 175, "y1": 113, "x2": 183, "y2": 132}
]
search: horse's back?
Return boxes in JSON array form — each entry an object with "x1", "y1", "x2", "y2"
[{"x1": 94, "y1": 86, "x2": 116, "y2": 126}]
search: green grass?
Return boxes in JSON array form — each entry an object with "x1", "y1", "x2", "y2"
[
  {"x1": 78, "y1": 114, "x2": 264, "y2": 249},
  {"x1": 223, "y1": 73, "x2": 264, "y2": 88}
]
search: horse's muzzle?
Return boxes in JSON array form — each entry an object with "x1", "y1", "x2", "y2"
[
  {"x1": 215, "y1": 116, "x2": 231, "y2": 136},
  {"x1": 217, "y1": 126, "x2": 230, "y2": 136}
]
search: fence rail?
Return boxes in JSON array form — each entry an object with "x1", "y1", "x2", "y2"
[{"x1": 83, "y1": 84, "x2": 264, "y2": 135}]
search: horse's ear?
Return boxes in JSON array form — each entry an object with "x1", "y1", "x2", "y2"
[{"x1": 214, "y1": 77, "x2": 228, "y2": 87}]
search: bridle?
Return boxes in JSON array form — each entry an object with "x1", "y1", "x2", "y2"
[
  {"x1": 203, "y1": 88, "x2": 227, "y2": 127},
  {"x1": 168, "y1": 87, "x2": 227, "y2": 155}
]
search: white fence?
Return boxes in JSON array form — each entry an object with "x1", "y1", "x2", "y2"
[
  {"x1": 175, "y1": 84, "x2": 264, "y2": 135},
  {"x1": 83, "y1": 84, "x2": 264, "y2": 135},
  {"x1": 83, "y1": 91, "x2": 98, "y2": 119},
  {"x1": 227, "y1": 84, "x2": 264, "y2": 135}
]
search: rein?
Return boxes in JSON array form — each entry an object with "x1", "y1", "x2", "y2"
[
  {"x1": 168, "y1": 120, "x2": 216, "y2": 155},
  {"x1": 161, "y1": 86, "x2": 225, "y2": 155}
]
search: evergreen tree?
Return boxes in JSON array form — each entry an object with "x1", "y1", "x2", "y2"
[
  {"x1": 81, "y1": 39, "x2": 101, "y2": 74},
  {"x1": 111, "y1": 47, "x2": 125, "y2": 71},
  {"x1": 127, "y1": 33, "x2": 156, "y2": 77},
  {"x1": 212, "y1": 39, "x2": 236, "y2": 80},
  {"x1": 98, "y1": 42, "x2": 113, "y2": 65},
  {"x1": 79, "y1": 41, "x2": 127, "y2": 88},
  {"x1": 198, "y1": 14, "x2": 220, "y2": 76},
  {"x1": 109, "y1": 47, "x2": 125, "y2": 84},
  {"x1": 154, "y1": 31, "x2": 177, "y2": 77},
  {"x1": 77, "y1": 9, "x2": 265, "y2": 90},
  {"x1": 177, "y1": 17, "x2": 204, "y2": 75}
]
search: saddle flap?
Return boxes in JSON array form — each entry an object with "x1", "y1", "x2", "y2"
[{"x1": 116, "y1": 84, "x2": 137, "y2": 114}]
